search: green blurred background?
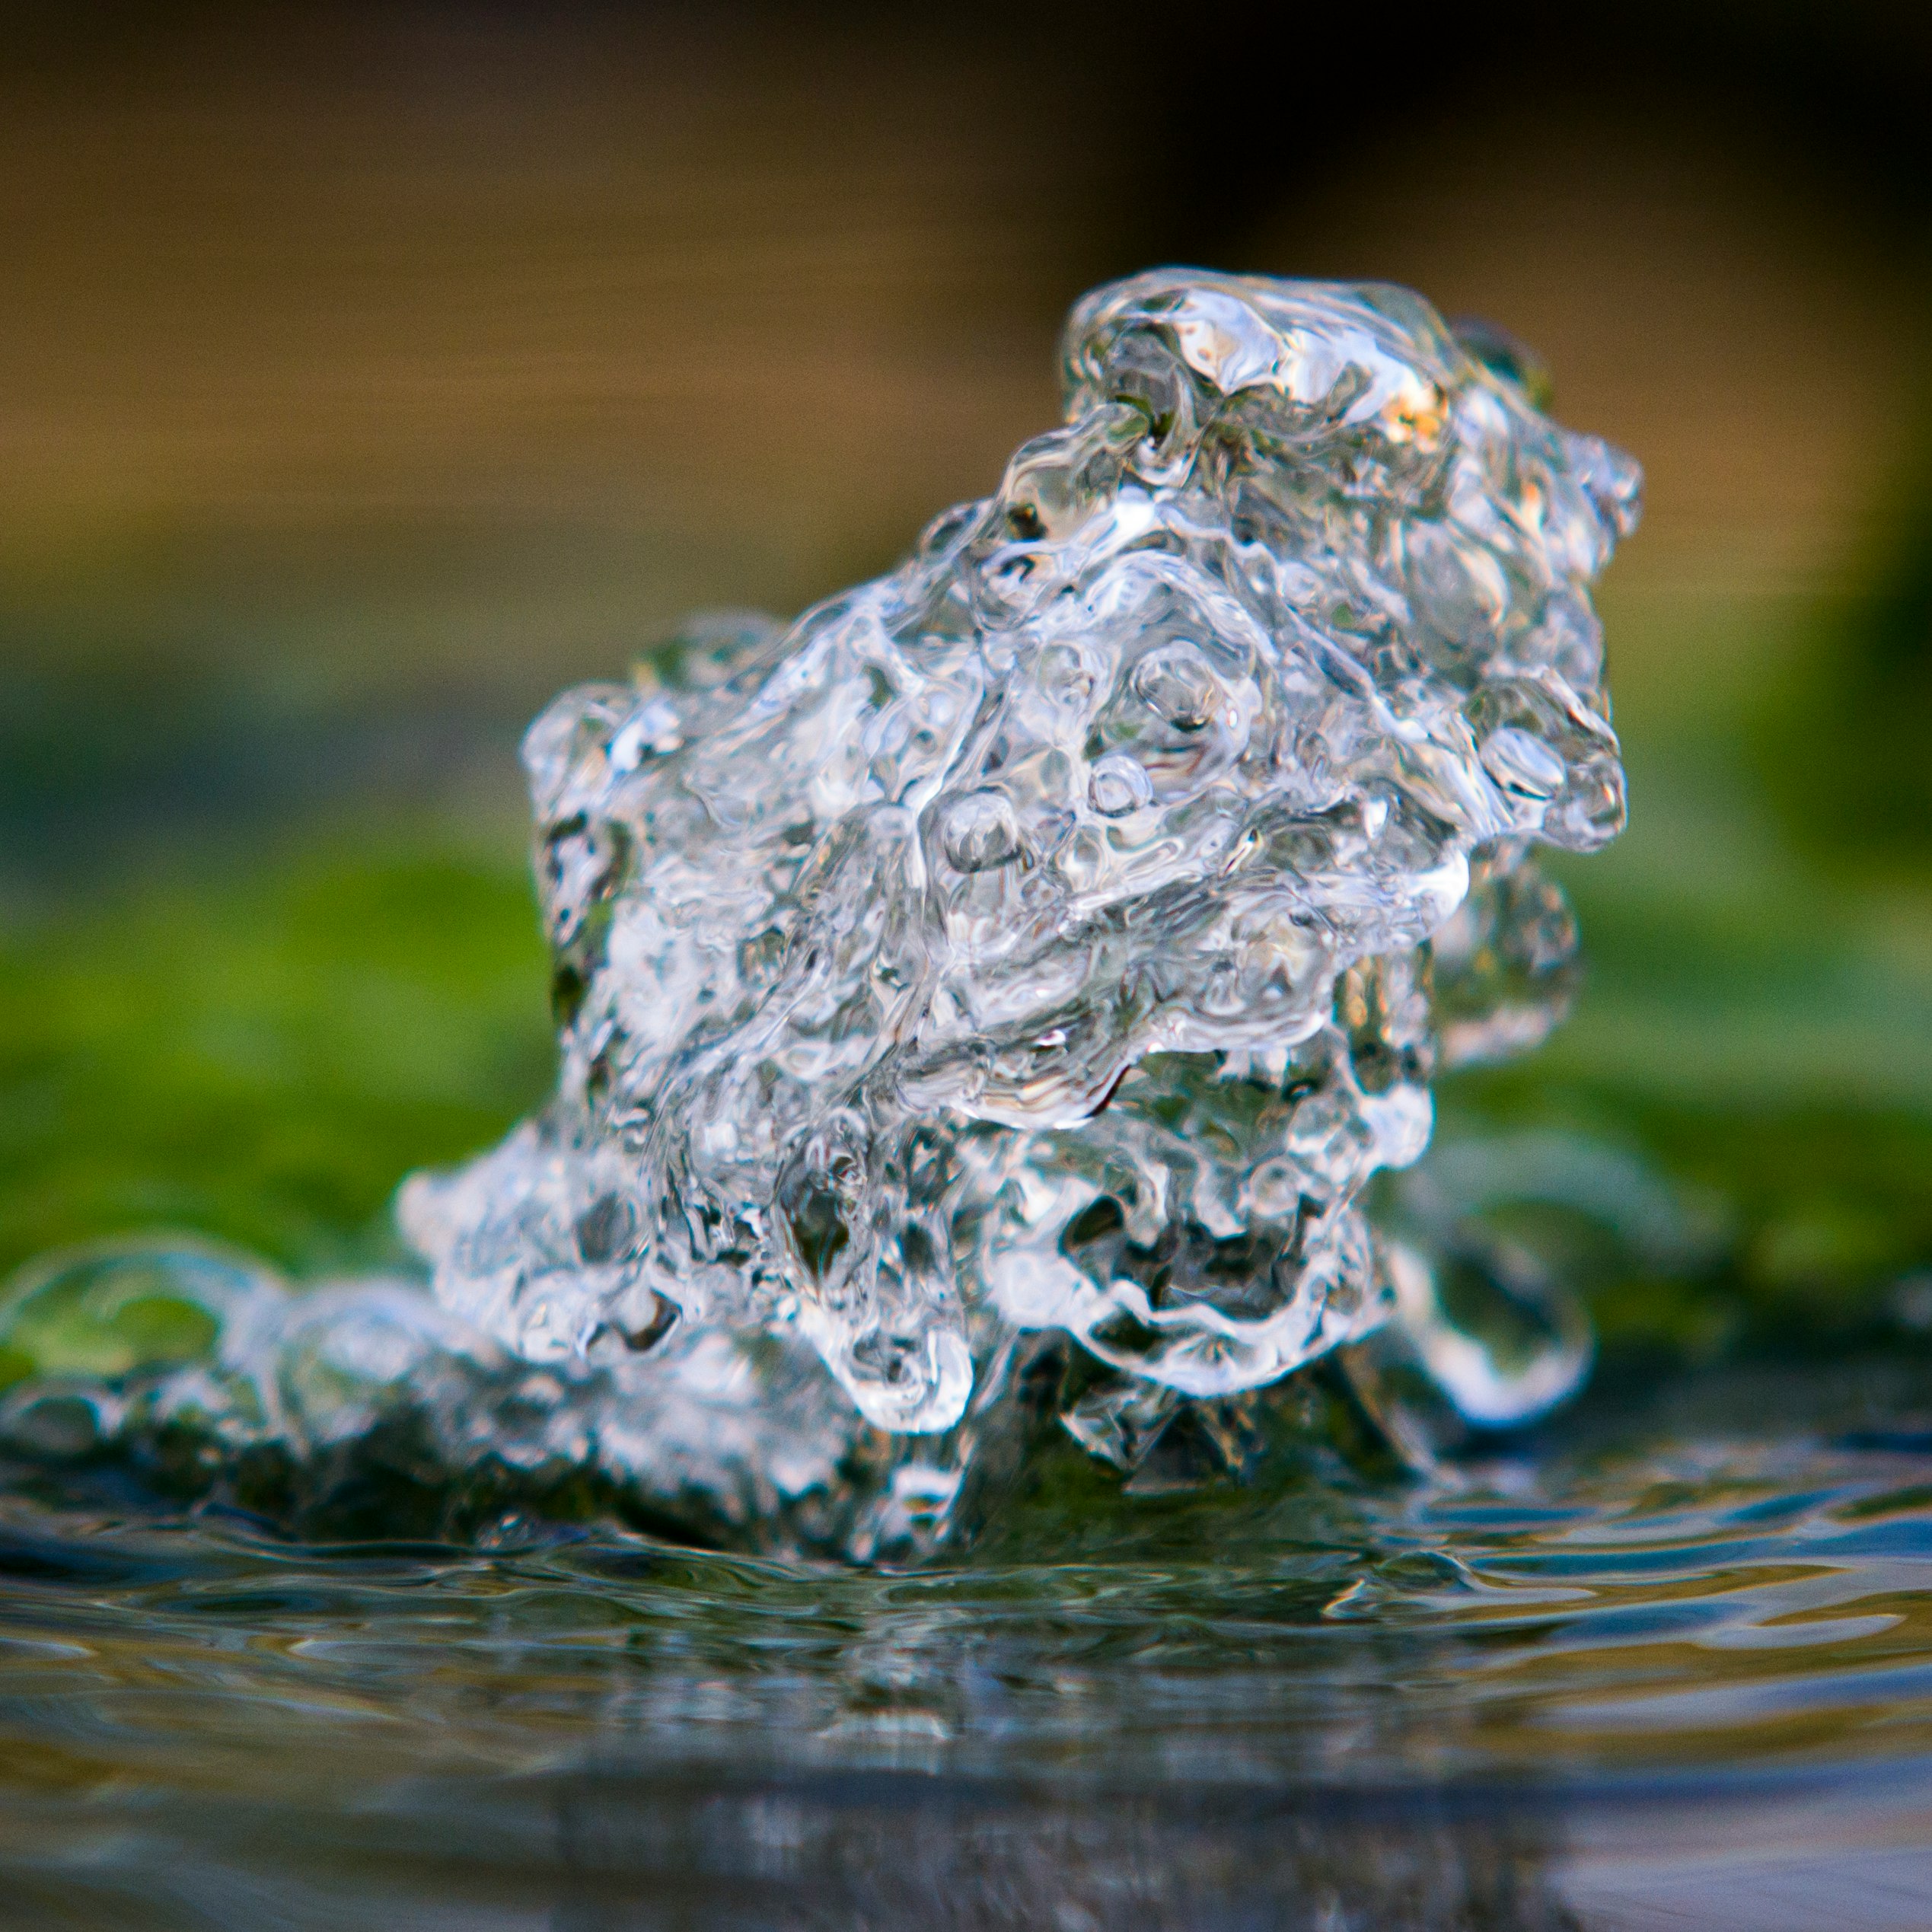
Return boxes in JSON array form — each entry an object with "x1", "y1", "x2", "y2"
[{"x1": 2, "y1": 2, "x2": 1928, "y2": 1364}]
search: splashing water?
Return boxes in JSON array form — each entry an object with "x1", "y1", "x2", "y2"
[{"x1": 0, "y1": 272, "x2": 1638, "y2": 1557}]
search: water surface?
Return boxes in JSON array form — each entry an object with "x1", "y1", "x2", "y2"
[{"x1": 5, "y1": 1354, "x2": 1932, "y2": 1926}]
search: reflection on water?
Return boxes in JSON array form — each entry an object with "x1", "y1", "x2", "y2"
[{"x1": 3, "y1": 1360, "x2": 1932, "y2": 1924}]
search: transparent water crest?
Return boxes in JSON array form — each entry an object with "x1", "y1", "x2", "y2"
[{"x1": 0, "y1": 272, "x2": 1640, "y2": 1557}]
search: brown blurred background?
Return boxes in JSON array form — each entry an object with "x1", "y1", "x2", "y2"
[{"x1": 2, "y1": 2, "x2": 1927, "y2": 826}]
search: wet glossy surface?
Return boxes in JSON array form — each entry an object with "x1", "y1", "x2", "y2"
[{"x1": 5, "y1": 1360, "x2": 1932, "y2": 1925}]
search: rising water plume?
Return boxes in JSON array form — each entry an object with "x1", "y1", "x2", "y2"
[{"x1": 0, "y1": 273, "x2": 1638, "y2": 1557}]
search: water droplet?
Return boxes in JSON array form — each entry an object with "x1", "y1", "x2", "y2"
[
  {"x1": 1130, "y1": 642, "x2": 1223, "y2": 732},
  {"x1": 1087, "y1": 753, "x2": 1153, "y2": 817},
  {"x1": 939, "y1": 790, "x2": 1023, "y2": 872}
]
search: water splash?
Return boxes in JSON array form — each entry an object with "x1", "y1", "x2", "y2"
[
  {"x1": 404, "y1": 273, "x2": 1637, "y2": 1444},
  {"x1": 0, "y1": 273, "x2": 1638, "y2": 1557}
]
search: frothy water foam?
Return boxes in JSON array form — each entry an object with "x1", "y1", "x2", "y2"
[{"x1": 0, "y1": 273, "x2": 1640, "y2": 1559}]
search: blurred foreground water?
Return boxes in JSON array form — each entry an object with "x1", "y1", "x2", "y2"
[{"x1": 8, "y1": 1359, "x2": 1932, "y2": 1926}]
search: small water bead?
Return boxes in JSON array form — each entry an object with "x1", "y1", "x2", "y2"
[
  {"x1": 1479, "y1": 725, "x2": 1567, "y2": 800},
  {"x1": 1089, "y1": 754, "x2": 1153, "y2": 818},
  {"x1": 1034, "y1": 641, "x2": 1098, "y2": 715},
  {"x1": 939, "y1": 791, "x2": 1025, "y2": 872},
  {"x1": 1130, "y1": 642, "x2": 1226, "y2": 733}
]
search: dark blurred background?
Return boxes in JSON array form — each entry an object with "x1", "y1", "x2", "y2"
[{"x1": 2, "y1": 2, "x2": 1928, "y2": 1347}]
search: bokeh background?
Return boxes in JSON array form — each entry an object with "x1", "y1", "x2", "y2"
[{"x1": 4, "y1": 2, "x2": 1929, "y2": 1364}]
